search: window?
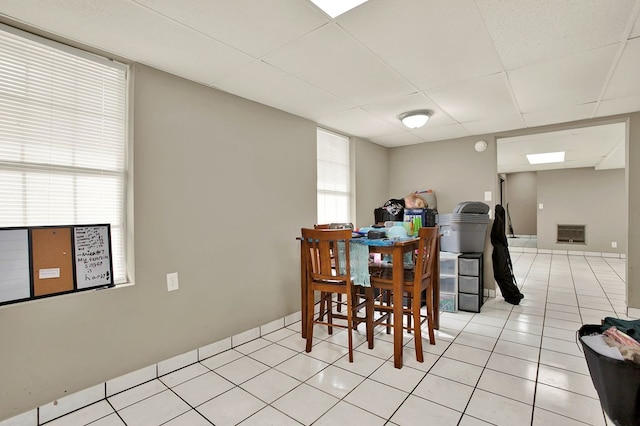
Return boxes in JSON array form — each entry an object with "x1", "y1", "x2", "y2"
[
  {"x1": 316, "y1": 128, "x2": 350, "y2": 224},
  {"x1": 0, "y1": 24, "x2": 129, "y2": 284}
]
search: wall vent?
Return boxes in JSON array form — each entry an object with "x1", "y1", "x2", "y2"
[{"x1": 557, "y1": 224, "x2": 586, "y2": 244}]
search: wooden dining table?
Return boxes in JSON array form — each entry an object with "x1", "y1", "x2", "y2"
[{"x1": 299, "y1": 232, "x2": 440, "y2": 369}]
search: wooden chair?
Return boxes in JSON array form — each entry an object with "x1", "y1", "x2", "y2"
[
  {"x1": 301, "y1": 228, "x2": 372, "y2": 362},
  {"x1": 369, "y1": 226, "x2": 438, "y2": 362}
]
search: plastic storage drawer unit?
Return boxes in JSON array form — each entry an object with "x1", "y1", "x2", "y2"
[
  {"x1": 457, "y1": 253, "x2": 483, "y2": 313},
  {"x1": 439, "y1": 252, "x2": 459, "y2": 313}
]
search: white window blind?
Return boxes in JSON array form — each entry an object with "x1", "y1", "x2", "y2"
[
  {"x1": 317, "y1": 128, "x2": 350, "y2": 224},
  {"x1": 0, "y1": 24, "x2": 128, "y2": 284}
]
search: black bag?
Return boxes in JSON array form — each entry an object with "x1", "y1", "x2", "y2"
[
  {"x1": 374, "y1": 207, "x2": 403, "y2": 223},
  {"x1": 579, "y1": 324, "x2": 640, "y2": 426},
  {"x1": 490, "y1": 204, "x2": 524, "y2": 304}
]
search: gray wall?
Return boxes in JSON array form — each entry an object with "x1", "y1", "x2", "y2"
[
  {"x1": 0, "y1": 64, "x2": 323, "y2": 420},
  {"x1": 504, "y1": 172, "x2": 537, "y2": 236},
  {"x1": 627, "y1": 114, "x2": 640, "y2": 310},
  {"x1": 536, "y1": 168, "x2": 626, "y2": 253}
]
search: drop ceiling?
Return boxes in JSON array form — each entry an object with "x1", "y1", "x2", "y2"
[{"x1": 1, "y1": 0, "x2": 639, "y2": 172}]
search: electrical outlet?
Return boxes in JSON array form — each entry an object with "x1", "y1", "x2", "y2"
[
  {"x1": 612, "y1": 242, "x2": 617, "y2": 248},
  {"x1": 484, "y1": 191, "x2": 491, "y2": 201},
  {"x1": 539, "y1": 203, "x2": 544, "y2": 210},
  {"x1": 167, "y1": 272, "x2": 179, "y2": 291}
]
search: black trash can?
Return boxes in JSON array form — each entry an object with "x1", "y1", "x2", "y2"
[{"x1": 578, "y1": 324, "x2": 640, "y2": 426}]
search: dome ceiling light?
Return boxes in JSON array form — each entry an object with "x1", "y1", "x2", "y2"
[{"x1": 399, "y1": 110, "x2": 433, "y2": 129}]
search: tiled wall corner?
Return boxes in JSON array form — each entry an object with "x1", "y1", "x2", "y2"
[
  {"x1": 157, "y1": 350, "x2": 198, "y2": 377},
  {"x1": 106, "y1": 364, "x2": 157, "y2": 397},
  {"x1": 602, "y1": 252, "x2": 620, "y2": 258},
  {"x1": 231, "y1": 327, "x2": 260, "y2": 347},
  {"x1": 483, "y1": 289, "x2": 496, "y2": 298},
  {"x1": 260, "y1": 318, "x2": 285, "y2": 336},
  {"x1": 628, "y1": 307, "x2": 640, "y2": 318},
  {"x1": 0, "y1": 409, "x2": 37, "y2": 426},
  {"x1": 198, "y1": 338, "x2": 232, "y2": 361},
  {"x1": 284, "y1": 311, "x2": 301, "y2": 327},
  {"x1": 38, "y1": 384, "x2": 104, "y2": 424}
]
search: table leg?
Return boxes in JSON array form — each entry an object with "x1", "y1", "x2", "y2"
[
  {"x1": 300, "y1": 241, "x2": 307, "y2": 339},
  {"x1": 434, "y1": 237, "x2": 440, "y2": 330},
  {"x1": 392, "y1": 245, "x2": 404, "y2": 369}
]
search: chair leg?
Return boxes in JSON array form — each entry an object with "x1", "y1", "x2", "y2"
[
  {"x1": 384, "y1": 290, "x2": 392, "y2": 334},
  {"x1": 411, "y1": 289, "x2": 424, "y2": 363},
  {"x1": 365, "y1": 287, "x2": 374, "y2": 349},
  {"x1": 346, "y1": 289, "x2": 354, "y2": 362},
  {"x1": 405, "y1": 291, "x2": 413, "y2": 333},
  {"x1": 426, "y1": 282, "x2": 436, "y2": 345},
  {"x1": 305, "y1": 287, "x2": 315, "y2": 354},
  {"x1": 324, "y1": 292, "x2": 333, "y2": 335}
]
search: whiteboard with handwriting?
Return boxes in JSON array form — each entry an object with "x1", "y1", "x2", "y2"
[{"x1": 74, "y1": 225, "x2": 113, "y2": 289}]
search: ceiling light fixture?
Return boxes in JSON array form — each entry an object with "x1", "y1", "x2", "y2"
[
  {"x1": 526, "y1": 151, "x2": 565, "y2": 164},
  {"x1": 399, "y1": 110, "x2": 432, "y2": 129},
  {"x1": 309, "y1": 0, "x2": 369, "y2": 18}
]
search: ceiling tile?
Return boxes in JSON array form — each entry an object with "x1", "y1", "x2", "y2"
[
  {"x1": 338, "y1": 0, "x2": 503, "y2": 90},
  {"x1": 263, "y1": 23, "x2": 415, "y2": 106},
  {"x1": 369, "y1": 132, "x2": 424, "y2": 148},
  {"x1": 214, "y1": 60, "x2": 353, "y2": 119},
  {"x1": 523, "y1": 104, "x2": 596, "y2": 128},
  {"x1": 316, "y1": 108, "x2": 402, "y2": 139},
  {"x1": 426, "y1": 73, "x2": 519, "y2": 122},
  {"x1": 604, "y1": 37, "x2": 640, "y2": 99},
  {"x1": 415, "y1": 123, "x2": 472, "y2": 142},
  {"x1": 631, "y1": 11, "x2": 640, "y2": 38},
  {"x1": 477, "y1": 0, "x2": 636, "y2": 69},
  {"x1": 595, "y1": 95, "x2": 640, "y2": 118},
  {"x1": 596, "y1": 142, "x2": 625, "y2": 170},
  {"x1": 508, "y1": 44, "x2": 618, "y2": 113},
  {"x1": 462, "y1": 115, "x2": 526, "y2": 135},
  {"x1": 134, "y1": 0, "x2": 328, "y2": 58}
]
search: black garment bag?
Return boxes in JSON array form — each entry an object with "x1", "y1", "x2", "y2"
[{"x1": 490, "y1": 204, "x2": 524, "y2": 304}]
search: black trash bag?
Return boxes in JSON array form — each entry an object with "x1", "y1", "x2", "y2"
[{"x1": 490, "y1": 204, "x2": 524, "y2": 304}]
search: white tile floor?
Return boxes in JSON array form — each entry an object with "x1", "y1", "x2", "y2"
[
  {"x1": 507, "y1": 235, "x2": 538, "y2": 249},
  {"x1": 14, "y1": 250, "x2": 632, "y2": 425}
]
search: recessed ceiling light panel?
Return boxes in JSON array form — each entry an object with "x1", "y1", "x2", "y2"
[
  {"x1": 526, "y1": 151, "x2": 565, "y2": 165},
  {"x1": 309, "y1": 0, "x2": 369, "y2": 18}
]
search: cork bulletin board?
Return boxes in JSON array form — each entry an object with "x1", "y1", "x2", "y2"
[
  {"x1": 0, "y1": 224, "x2": 114, "y2": 305},
  {"x1": 31, "y1": 227, "x2": 74, "y2": 296}
]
